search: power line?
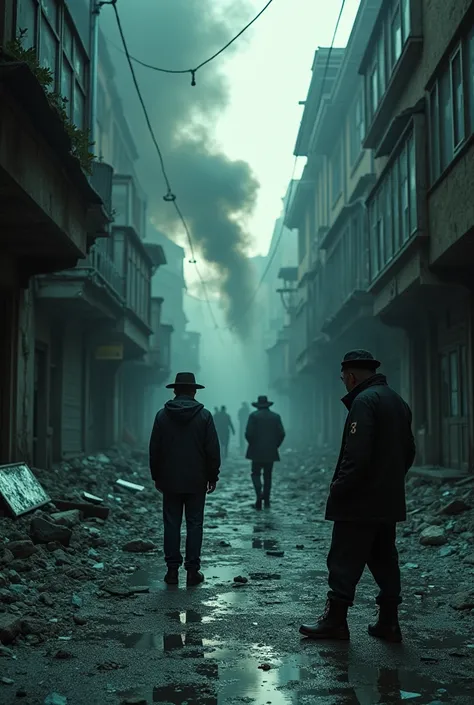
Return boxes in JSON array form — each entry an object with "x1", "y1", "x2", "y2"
[
  {"x1": 227, "y1": 0, "x2": 348, "y2": 331},
  {"x1": 111, "y1": 0, "x2": 222, "y2": 335},
  {"x1": 115, "y1": 0, "x2": 276, "y2": 86}
]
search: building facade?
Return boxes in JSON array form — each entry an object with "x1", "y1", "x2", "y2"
[{"x1": 279, "y1": 0, "x2": 474, "y2": 472}]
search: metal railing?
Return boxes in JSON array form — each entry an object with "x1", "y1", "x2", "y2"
[{"x1": 77, "y1": 243, "x2": 125, "y2": 299}]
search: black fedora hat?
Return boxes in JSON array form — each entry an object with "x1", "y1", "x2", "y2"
[
  {"x1": 166, "y1": 372, "x2": 205, "y2": 389},
  {"x1": 341, "y1": 349, "x2": 381, "y2": 370},
  {"x1": 252, "y1": 395, "x2": 274, "y2": 409}
]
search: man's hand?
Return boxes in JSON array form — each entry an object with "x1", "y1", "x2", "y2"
[{"x1": 207, "y1": 482, "x2": 217, "y2": 494}]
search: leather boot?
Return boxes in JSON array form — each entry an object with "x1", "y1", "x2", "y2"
[
  {"x1": 368, "y1": 603, "x2": 402, "y2": 643},
  {"x1": 187, "y1": 570, "x2": 205, "y2": 586},
  {"x1": 299, "y1": 599, "x2": 350, "y2": 640},
  {"x1": 164, "y1": 568, "x2": 179, "y2": 585}
]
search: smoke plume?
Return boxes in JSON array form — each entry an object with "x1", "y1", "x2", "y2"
[{"x1": 101, "y1": 0, "x2": 259, "y2": 336}]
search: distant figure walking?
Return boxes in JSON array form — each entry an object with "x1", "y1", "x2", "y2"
[
  {"x1": 214, "y1": 406, "x2": 235, "y2": 459},
  {"x1": 149, "y1": 372, "x2": 221, "y2": 587},
  {"x1": 245, "y1": 396, "x2": 285, "y2": 510},
  {"x1": 238, "y1": 402, "x2": 250, "y2": 454}
]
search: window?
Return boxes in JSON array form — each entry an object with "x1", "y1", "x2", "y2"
[
  {"x1": 331, "y1": 142, "x2": 342, "y2": 203},
  {"x1": 350, "y1": 91, "x2": 365, "y2": 164},
  {"x1": 390, "y1": 5, "x2": 402, "y2": 69},
  {"x1": 112, "y1": 182, "x2": 130, "y2": 225},
  {"x1": 429, "y1": 39, "x2": 473, "y2": 183},
  {"x1": 370, "y1": 64, "x2": 379, "y2": 117},
  {"x1": 18, "y1": 1, "x2": 89, "y2": 128},
  {"x1": 450, "y1": 351, "x2": 459, "y2": 417},
  {"x1": 368, "y1": 132, "x2": 417, "y2": 280},
  {"x1": 451, "y1": 49, "x2": 464, "y2": 148},
  {"x1": 377, "y1": 34, "x2": 386, "y2": 99},
  {"x1": 401, "y1": 0, "x2": 410, "y2": 41}
]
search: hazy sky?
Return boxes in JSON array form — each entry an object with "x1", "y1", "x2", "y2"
[{"x1": 212, "y1": 0, "x2": 362, "y2": 256}]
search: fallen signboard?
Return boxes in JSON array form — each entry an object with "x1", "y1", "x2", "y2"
[{"x1": 0, "y1": 463, "x2": 50, "y2": 517}]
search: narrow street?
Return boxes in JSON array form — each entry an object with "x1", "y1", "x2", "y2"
[{"x1": 1, "y1": 449, "x2": 473, "y2": 704}]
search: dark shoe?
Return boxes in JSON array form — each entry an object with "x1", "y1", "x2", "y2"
[
  {"x1": 368, "y1": 603, "x2": 402, "y2": 643},
  {"x1": 164, "y1": 568, "x2": 179, "y2": 585},
  {"x1": 299, "y1": 599, "x2": 350, "y2": 640},
  {"x1": 254, "y1": 500, "x2": 262, "y2": 510},
  {"x1": 186, "y1": 570, "x2": 205, "y2": 586},
  {"x1": 264, "y1": 499, "x2": 271, "y2": 509}
]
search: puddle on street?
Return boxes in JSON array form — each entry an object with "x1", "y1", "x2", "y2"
[{"x1": 116, "y1": 642, "x2": 472, "y2": 703}]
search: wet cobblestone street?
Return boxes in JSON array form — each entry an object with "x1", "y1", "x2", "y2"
[{"x1": 1, "y1": 451, "x2": 473, "y2": 704}]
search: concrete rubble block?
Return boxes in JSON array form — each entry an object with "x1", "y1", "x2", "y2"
[
  {"x1": 30, "y1": 518, "x2": 72, "y2": 547},
  {"x1": 44, "y1": 694, "x2": 67, "y2": 705},
  {"x1": 6, "y1": 540, "x2": 37, "y2": 560},
  {"x1": 0, "y1": 548, "x2": 14, "y2": 566},
  {"x1": 52, "y1": 500, "x2": 109, "y2": 521},
  {"x1": 122, "y1": 539, "x2": 157, "y2": 553},
  {"x1": 116, "y1": 479, "x2": 145, "y2": 492},
  {"x1": 0, "y1": 614, "x2": 22, "y2": 644},
  {"x1": 450, "y1": 591, "x2": 474, "y2": 610},
  {"x1": 49, "y1": 510, "x2": 82, "y2": 528},
  {"x1": 440, "y1": 499, "x2": 471, "y2": 516},
  {"x1": 419, "y1": 526, "x2": 447, "y2": 546}
]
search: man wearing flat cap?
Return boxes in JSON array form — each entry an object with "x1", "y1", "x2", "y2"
[
  {"x1": 300, "y1": 350, "x2": 416, "y2": 643},
  {"x1": 245, "y1": 395, "x2": 286, "y2": 509},
  {"x1": 149, "y1": 372, "x2": 221, "y2": 586}
]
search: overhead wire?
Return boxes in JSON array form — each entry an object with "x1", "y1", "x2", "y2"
[
  {"x1": 227, "y1": 0, "x2": 348, "y2": 331},
  {"x1": 110, "y1": 0, "x2": 276, "y2": 86},
  {"x1": 110, "y1": 0, "x2": 223, "y2": 337}
]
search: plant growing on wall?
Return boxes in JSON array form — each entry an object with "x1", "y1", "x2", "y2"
[{"x1": 1, "y1": 30, "x2": 95, "y2": 173}]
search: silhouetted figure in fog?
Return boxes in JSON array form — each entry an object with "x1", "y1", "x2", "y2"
[
  {"x1": 149, "y1": 372, "x2": 220, "y2": 587},
  {"x1": 300, "y1": 350, "x2": 416, "y2": 642},
  {"x1": 214, "y1": 405, "x2": 235, "y2": 459},
  {"x1": 238, "y1": 402, "x2": 250, "y2": 453},
  {"x1": 245, "y1": 396, "x2": 285, "y2": 510}
]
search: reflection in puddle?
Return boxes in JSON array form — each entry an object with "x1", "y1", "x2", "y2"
[{"x1": 117, "y1": 640, "x2": 472, "y2": 704}]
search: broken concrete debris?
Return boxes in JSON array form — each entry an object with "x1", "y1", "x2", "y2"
[
  {"x1": 116, "y1": 479, "x2": 145, "y2": 492},
  {"x1": 122, "y1": 539, "x2": 157, "y2": 553},
  {"x1": 30, "y1": 517, "x2": 72, "y2": 547}
]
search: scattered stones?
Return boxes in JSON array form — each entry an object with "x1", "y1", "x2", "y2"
[
  {"x1": 296, "y1": 545, "x2": 305, "y2": 550},
  {"x1": 233, "y1": 576, "x2": 248, "y2": 584},
  {"x1": 0, "y1": 645, "x2": 15, "y2": 658},
  {"x1": 258, "y1": 663, "x2": 272, "y2": 671},
  {"x1": 44, "y1": 694, "x2": 67, "y2": 705},
  {"x1": 97, "y1": 660, "x2": 126, "y2": 671},
  {"x1": 450, "y1": 591, "x2": 474, "y2": 611},
  {"x1": 73, "y1": 615, "x2": 87, "y2": 626},
  {"x1": 71, "y1": 593, "x2": 83, "y2": 608},
  {"x1": 30, "y1": 518, "x2": 72, "y2": 548},
  {"x1": 121, "y1": 698, "x2": 147, "y2": 705},
  {"x1": 219, "y1": 541, "x2": 231, "y2": 548},
  {"x1": 6, "y1": 541, "x2": 37, "y2": 559},
  {"x1": 1, "y1": 676, "x2": 14, "y2": 684},
  {"x1": 266, "y1": 550, "x2": 284, "y2": 557},
  {"x1": 249, "y1": 573, "x2": 281, "y2": 581},
  {"x1": 50, "y1": 510, "x2": 82, "y2": 528},
  {"x1": 20, "y1": 618, "x2": 47, "y2": 636},
  {"x1": 39, "y1": 594, "x2": 54, "y2": 607},
  {"x1": 101, "y1": 581, "x2": 149, "y2": 597},
  {"x1": 420, "y1": 526, "x2": 447, "y2": 547},
  {"x1": 440, "y1": 499, "x2": 470, "y2": 516},
  {"x1": 439, "y1": 545, "x2": 457, "y2": 557},
  {"x1": 122, "y1": 539, "x2": 157, "y2": 553},
  {"x1": 0, "y1": 549, "x2": 14, "y2": 566},
  {"x1": 0, "y1": 614, "x2": 22, "y2": 644},
  {"x1": 54, "y1": 650, "x2": 74, "y2": 660},
  {"x1": 16, "y1": 689, "x2": 27, "y2": 697}
]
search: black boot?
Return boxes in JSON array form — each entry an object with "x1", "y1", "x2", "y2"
[
  {"x1": 187, "y1": 570, "x2": 205, "y2": 586},
  {"x1": 264, "y1": 499, "x2": 271, "y2": 509},
  {"x1": 254, "y1": 499, "x2": 262, "y2": 510},
  {"x1": 299, "y1": 599, "x2": 350, "y2": 640},
  {"x1": 368, "y1": 603, "x2": 402, "y2": 643},
  {"x1": 164, "y1": 568, "x2": 179, "y2": 585}
]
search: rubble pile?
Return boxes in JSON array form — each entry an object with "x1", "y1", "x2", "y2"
[{"x1": 0, "y1": 446, "x2": 161, "y2": 648}]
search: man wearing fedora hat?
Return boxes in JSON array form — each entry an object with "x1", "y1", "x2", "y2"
[
  {"x1": 300, "y1": 350, "x2": 416, "y2": 642},
  {"x1": 245, "y1": 395, "x2": 286, "y2": 509},
  {"x1": 149, "y1": 372, "x2": 221, "y2": 586}
]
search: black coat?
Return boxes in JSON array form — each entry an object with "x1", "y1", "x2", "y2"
[
  {"x1": 149, "y1": 396, "x2": 221, "y2": 494},
  {"x1": 245, "y1": 409, "x2": 286, "y2": 463},
  {"x1": 325, "y1": 374, "x2": 416, "y2": 523}
]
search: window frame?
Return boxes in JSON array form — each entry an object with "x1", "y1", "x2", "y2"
[{"x1": 331, "y1": 141, "x2": 342, "y2": 205}]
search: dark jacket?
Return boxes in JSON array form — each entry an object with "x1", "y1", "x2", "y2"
[
  {"x1": 149, "y1": 396, "x2": 221, "y2": 494},
  {"x1": 214, "y1": 412, "x2": 235, "y2": 442},
  {"x1": 325, "y1": 374, "x2": 416, "y2": 523},
  {"x1": 245, "y1": 409, "x2": 286, "y2": 463}
]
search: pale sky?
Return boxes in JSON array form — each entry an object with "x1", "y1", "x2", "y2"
[{"x1": 212, "y1": 0, "x2": 362, "y2": 256}]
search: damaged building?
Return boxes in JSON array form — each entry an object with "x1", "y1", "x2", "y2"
[
  {"x1": 0, "y1": 0, "x2": 196, "y2": 466},
  {"x1": 277, "y1": 0, "x2": 474, "y2": 472}
]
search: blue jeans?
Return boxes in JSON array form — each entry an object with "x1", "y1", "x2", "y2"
[{"x1": 163, "y1": 493, "x2": 206, "y2": 570}]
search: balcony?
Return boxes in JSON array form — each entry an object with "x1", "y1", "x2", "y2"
[
  {"x1": 0, "y1": 61, "x2": 108, "y2": 280},
  {"x1": 36, "y1": 237, "x2": 124, "y2": 320},
  {"x1": 267, "y1": 330, "x2": 291, "y2": 394}
]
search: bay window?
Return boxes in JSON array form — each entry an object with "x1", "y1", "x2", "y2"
[{"x1": 369, "y1": 132, "x2": 417, "y2": 281}]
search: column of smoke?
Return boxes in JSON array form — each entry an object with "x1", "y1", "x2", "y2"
[{"x1": 102, "y1": 0, "x2": 259, "y2": 337}]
